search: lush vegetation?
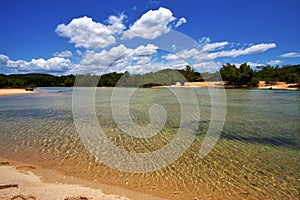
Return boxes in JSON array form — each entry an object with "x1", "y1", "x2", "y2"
[
  {"x1": 254, "y1": 65, "x2": 300, "y2": 83},
  {"x1": 0, "y1": 64, "x2": 299, "y2": 88},
  {"x1": 0, "y1": 74, "x2": 75, "y2": 88},
  {"x1": 219, "y1": 63, "x2": 300, "y2": 86}
]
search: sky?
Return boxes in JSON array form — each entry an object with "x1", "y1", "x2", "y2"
[{"x1": 0, "y1": 0, "x2": 300, "y2": 75}]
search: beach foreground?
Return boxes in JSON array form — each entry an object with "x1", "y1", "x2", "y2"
[
  {"x1": 0, "y1": 157, "x2": 166, "y2": 200},
  {"x1": 0, "y1": 89, "x2": 36, "y2": 97}
]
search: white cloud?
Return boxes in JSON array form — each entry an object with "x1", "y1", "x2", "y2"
[
  {"x1": 81, "y1": 44, "x2": 132, "y2": 66},
  {"x1": 0, "y1": 54, "x2": 9, "y2": 66},
  {"x1": 175, "y1": 17, "x2": 187, "y2": 28},
  {"x1": 1, "y1": 54, "x2": 75, "y2": 74},
  {"x1": 122, "y1": 7, "x2": 176, "y2": 40},
  {"x1": 80, "y1": 44, "x2": 133, "y2": 73},
  {"x1": 202, "y1": 41, "x2": 229, "y2": 52},
  {"x1": 162, "y1": 42, "x2": 277, "y2": 72},
  {"x1": 267, "y1": 59, "x2": 282, "y2": 65},
  {"x1": 208, "y1": 43, "x2": 276, "y2": 59},
  {"x1": 10, "y1": 57, "x2": 74, "y2": 73},
  {"x1": 53, "y1": 50, "x2": 73, "y2": 58},
  {"x1": 192, "y1": 61, "x2": 218, "y2": 71},
  {"x1": 164, "y1": 43, "x2": 276, "y2": 62},
  {"x1": 56, "y1": 15, "x2": 126, "y2": 49},
  {"x1": 279, "y1": 52, "x2": 300, "y2": 58},
  {"x1": 134, "y1": 56, "x2": 151, "y2": 65},
  {"x1": 124, "y1": 59, "x2": 188, "y2": 74},
  {"x1": 107, "y1": 14, "x2": 126, "y2": 34},
  {"x1": 199, "y1": 36, "x2": 211, "y2": 44},
  {"x1": 132, "y1": 44, "x2": 158, "y2": 56},
  {"x1": 79, "y1": 44, "x2": 160, "y2": 74},
  {"x1": 246, "y1": 62, "x2": 264, "y2": 67}
]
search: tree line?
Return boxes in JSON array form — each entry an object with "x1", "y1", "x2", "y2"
[
  {"x1": 0, "y1": 64, "x2": 299, "y2": 88},
  {"x1": 219, "y1": 63, "x2": 300, "y2": 86},
  {"x1": 0, "y1": 73, "x2": 75, "y2": 88}
]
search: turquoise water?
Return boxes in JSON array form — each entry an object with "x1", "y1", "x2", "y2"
[{"x1": 0, "y1": 87, "x2": 299, "y2": 199}]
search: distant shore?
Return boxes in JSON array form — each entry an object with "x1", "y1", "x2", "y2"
[
  {"x1": 152, "y1": 81, "x2": 299, "y2": 90},
  {"x1": 0, "y1": 89, "x2": 36, "y2": 97}
]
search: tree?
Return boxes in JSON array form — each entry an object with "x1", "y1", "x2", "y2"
[
  {"x1": 220, "y1": 63, "x2": 239, "y2": 85},
  {"x1": 239, "y1": 63, "x2": 253, "y2": 85}
]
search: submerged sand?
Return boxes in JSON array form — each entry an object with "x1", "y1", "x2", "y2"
[{"x1": 0, "y1": 89, "x2": 36, "y2": 97}]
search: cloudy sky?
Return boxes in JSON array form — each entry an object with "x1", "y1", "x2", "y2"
[{"x1": 0, "y1": 0, "x2": 299, "y2": 75}]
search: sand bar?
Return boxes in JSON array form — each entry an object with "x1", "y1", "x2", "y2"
[{"x1": 0, "y1": 89, "x2": 36, "y2": 97}]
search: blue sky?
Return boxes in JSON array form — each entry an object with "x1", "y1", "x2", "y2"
[{"x1": 0, "y1": 0, "x2": 299, "y2": 75}]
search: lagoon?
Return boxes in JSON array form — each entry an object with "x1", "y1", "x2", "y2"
[{"x1": 0, "y1": 87, "x2": 299, "y2": 199}]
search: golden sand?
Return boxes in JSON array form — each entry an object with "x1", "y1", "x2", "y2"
[{"x1": 0, "y1": 89, "x2": 36, "y2": 97}]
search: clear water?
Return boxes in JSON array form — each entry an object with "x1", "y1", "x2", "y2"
[{"x1": 0, "y1": 87, "x2": 299, "y2": 199}]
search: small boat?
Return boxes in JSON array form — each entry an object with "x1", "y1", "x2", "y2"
[{"x1": 25, "y1": 87, "x2": 34, "y2": 91}]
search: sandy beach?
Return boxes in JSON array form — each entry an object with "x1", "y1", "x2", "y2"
[
  {"x1": 0, "y1": 89, "x2": 36, "y2": 97},
  {"x1": 0, "y1": 157, "x2": 167, "y2": 200},
  {"x1": 152, "y1": 81, "x2": 226, "y2": 88}
]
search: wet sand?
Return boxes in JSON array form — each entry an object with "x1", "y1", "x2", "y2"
[
  {"x1": 0, "y1": 157, "x2": 167, "y2": 200},
  {"x1": 0, "y1": 89, "x2": 36, "y2": 97}
]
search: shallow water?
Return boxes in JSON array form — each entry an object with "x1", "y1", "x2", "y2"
[{"x1": 0, "y1": 87, "x2": 299, "y2": 199}]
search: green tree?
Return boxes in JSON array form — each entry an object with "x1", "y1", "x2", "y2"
[
  {"x1": 239, "y1": 63, "x2": 253, "y2": 85},
  {"x1": 220, "y1": 63, "x2": 239, "y2": 85}
]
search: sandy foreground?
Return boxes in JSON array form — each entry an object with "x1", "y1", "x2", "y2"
[
  {"x1": 0, "y1": 158, "x2": 167, "y2": 200},
  {"x1": 0, "y1": 89, "x2": 36, "y2": 97}
]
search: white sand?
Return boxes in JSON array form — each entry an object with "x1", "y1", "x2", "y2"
[
  {"x1": 0, "y1": 165, "x2": 133, "y2": 200},
  {"x1": 0, "y1": 157, "x2": 168, "y2": 200}
]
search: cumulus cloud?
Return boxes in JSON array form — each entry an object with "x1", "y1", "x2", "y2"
[
  {"x1": 279, "y1": 52, "x2": 300, "y2": 58},
  {"x1": 81, "y1": 44, "x2": 132, "y2": 67},
  {"x1": 55, "y1": 8, "x2": 186, "y2": 49},
  {"x1": 124, "y1": 59, "x2": 189, "y2": 74},
  {"x1": 132, "y1": 44, "x2": 158, "y2": 56},
  {"x1": 0, "y1": 54, "x2": 75, "y2": 74},
  {"x1": 107, "y1": 14, "x2": 126, "y2": 34},
  {"x1": 122, "y1": 7, "x2": 182, "y2": 40},
  {"x1": 0, "y1": 54, "x2": 9, "y2": 66},
  {"x1": 80, "y1": 44, "x2": 159, "y2": 74},
  {"x1": 53, "y1": 50, "x2": 73, "y2": 58},
  {"x1": 56, "y1": 15, "x2": 126, "y2": 49}
]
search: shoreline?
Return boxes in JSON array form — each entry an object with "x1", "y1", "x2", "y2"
[
  {"x1": 152, "y1": 81, "x2": 299, "y2": 90},
  {"x1": 0, "y1": 156, "x2": 167, "y2": 200},
  {"x1": 0, "y1": 89, "x2": 37, "y2": 97}
]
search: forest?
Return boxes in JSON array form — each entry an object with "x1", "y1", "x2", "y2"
[{"x1": 0, "y1": 64, "x2": 299, "y2": 88}]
